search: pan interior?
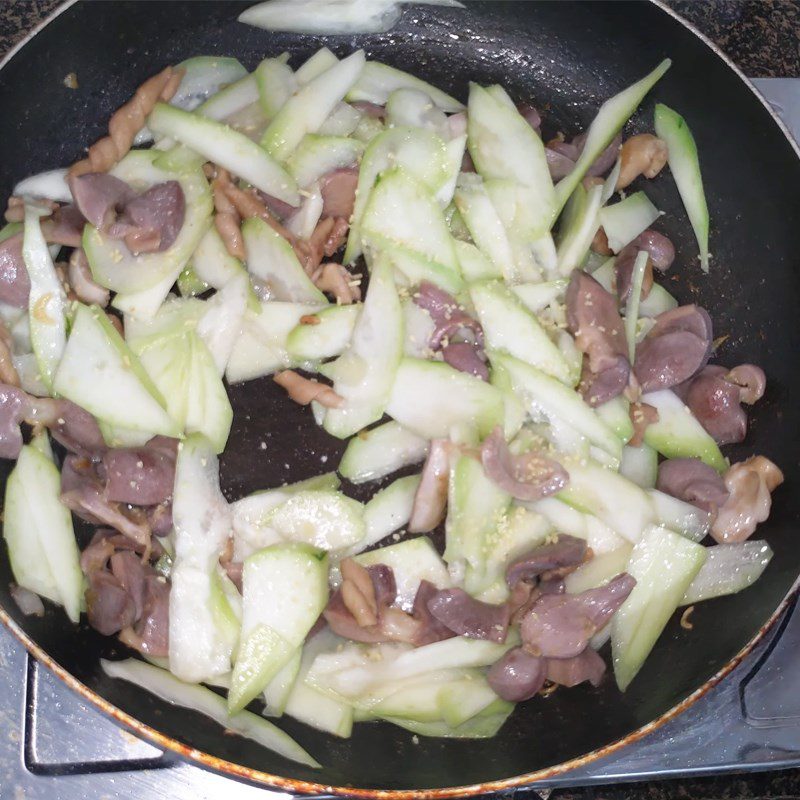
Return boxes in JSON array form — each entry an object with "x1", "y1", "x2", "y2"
[{"x1": 0, "y1": 0, "x2": 799, "y2": 791}]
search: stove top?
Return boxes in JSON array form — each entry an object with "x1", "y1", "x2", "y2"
[{"x1": 1, "y1": 77, "x2": 798, "y2": 799}]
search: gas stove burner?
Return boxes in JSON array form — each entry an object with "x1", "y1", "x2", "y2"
[{"x1": 1, "y1": 76, "x2": 799, "y2": 799}]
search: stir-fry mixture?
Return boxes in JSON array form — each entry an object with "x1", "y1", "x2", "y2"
[{"x1": 0, "y1": 45, "x2": 783, "y2": 766}]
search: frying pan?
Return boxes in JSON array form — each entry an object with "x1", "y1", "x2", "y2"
[{"x1": 1, "y1": 1, "x2": 799, "y2": 795}]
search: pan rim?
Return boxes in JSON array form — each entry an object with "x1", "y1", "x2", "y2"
[{"x1": 1, "y1": 1, "x2": 798, "y2": 796}]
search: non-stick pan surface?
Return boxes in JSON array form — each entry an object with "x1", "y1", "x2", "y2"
[{"x1": 1, "y1": 1, "x2": 799, "y2": 794}]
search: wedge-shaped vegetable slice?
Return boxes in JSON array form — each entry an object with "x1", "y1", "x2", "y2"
[
  {"x1": 22, "y1": 207, "x2": 67, "y2": 391},
  {"x1": 510, "y1": 280, "x2": 568, "y2": 314},
  {"x1": 482, "y1": 179, "x2": 544, "y2": 280},
  {"x1": 367, "y1": 670, "x2": 473, "y2": 722},
  {"x1": 339, "y1": 420, "x2": 429, "y2": 483},
  {"x1": 345, "y1": 126, "x2": 450, "y2": 264},
  {"x1": 231, "y1": 474, "x2": 341, "y2": 562},
  {"x1": 612, "y1": 525, "x2": 707, "y2": 690},
  {"x1": 355, "y1": 536, "x2": 452, "y2": 611},
  {"x1": 196, "y1": 73, "x2": 260, "y2": 121},
  {"x1": 564, "y1": 544, "x2": 634, "y2": 595},
  {"x1": 295, "y1": 47, "x2": 339, "y2": 83},
  {"x1": 379, "y1": 701, "x2": 512, "y2": 738},
  {"x1": 642, "y1": 389, "x2": 727, "y2": 472},
  {"x1": 647, "y1": 488, "x2": 712, "y2": 543},
  {"x1": 531, "y1": 497, "x2": 628, "y2": 555},
  {"x1": 555, "y1": 182, "x2": 604, "y2": 276},
  {"x1": 229, "y1": 543, "x2": 328, "y2": 712},
  {"x1": 358, "y1": 474, "x2": 421, "y2": 552},
  {"x1": 471, "y1": 282, "x2": 573, "y2": 385},
  {"x1": 385, "y1": 87, "x2": 446, "y2": 130},
  {"x1": 286, "y1": 304, "x2": 359, "y2": 362},
  {"x1": 558, "y1": 459, "x2": 656, "y2": 543},
  {"x1": 599, "y1": 191, "x2": 661, "y2": 253},
  {"x1": 256, "y1": 56, "x2": 296, "y2": 119},
  {"x1": 196, "y1": 271, "x2": 250, "y2": 375},
  {"x1": 267, "y1": 490, "x2": 366, "y2": 551},
  {"x1": 133, "y1": 326, "x2": 232, "y2": 452},
  {"x1": 456, "y1": 239, "x2": 501, "y2": 282},
  {"x1": 624, "y1": 250, "x2": 650, "y2": 359},
  {"x1": 283, "y1": 629, "x2": 354, "y2": 737},
  {"x1": 101, "y1": 658, "x2": 319, "y2": 767},
  {"x1": 3, "y1": 441, "x2": 82, "y2": 622},
  {"x1": 382, "y1": 244, "x2": 464, "y2": 295},
  {"x1": 191, "y1": 226, "x2": 251, "y2": 290},
  {"x1": 681, "y1": 541, "x2": 772, "y2": 606},
  {"x1": 261, "y1": 51, "x2": 366, "y2": 161},
  {"x1": 183, "y1": 334, "x2": 235, "y2": 453},
  {"x1": 467, "y1": 83, "x2": 554, "y2": 232},
  {"x1": 638, "y1": 281, "x2": 678, "y2": 317},
  {"x1": 555, "y1": 59, "x2": 672, "y2": 213},
  {"x1": 53, "y1": 304, "x2": 178, "y2": 436},
  {"x1": 386, "y1": 358, "x2": 505, "y2": 442},
  {"x1": 83, "y1": 150, "x2": 212, "y2": 295},
  {"x1": 620, "y1": 443, "x2": 658, "y2": 489},
  {"x1": 445, "y1": 453, "x2": 511, "y2": 571},
  {"x1": 172, "y1": 56, "x2": 249, "y2": 112},
  {"x1": 170, "y1": 435, "x2": 236, "y2": 683},
  {"x1": 242, "y1": 217, "x2": 326, "y2": 303},
  {"x1": 226, "y1": 300, "x2": 324, "y2": 384},
  {"x1": 308, "y1": 636, "x2": 509, "y2": 703},
  {"x1": 654, "y1": 103, "x2": 710, "y2": 271},
  {"x1": 263, "y1": 650, "x2": 302, "y2": 717},
  {"x1": 360, "y1": 167, "x2": 458, "y2": 273},
  {"x1": 346, "y1": 61, "x2": 464, "y2": 112},
  {"x1": 466, "y1": 506, "x2": 553, "y2": 601},
  {"x1": 148, "y1": 103, "x2": 299, "y2": 205},
  {"x1": 287, "y1": 134, "x2": 364, "y2": 188},
  {"x1": 599, "y1": 389, "x2": 640, "y2": 457},
  {"x1": 454, "y1": 180, "x2": 517, "y2": 282},
  {"x1": 124, "y1": 295, "x2": 204, "y2": 350},
  {"x1": 324, "y1": 256, "x2": 404, "y2": 438}
]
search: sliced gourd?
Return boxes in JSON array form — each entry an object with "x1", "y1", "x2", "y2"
[
  {"x1": 324, "y1": 255, "x2": 404, "y2": 438},
  {"x1": 642, "y1": 389, "x2": 727, "y2": 472},
  {"x1": 339, "y1": 420, "x2": 429, "y2": 484},
  {"x1": 3, "y1": 441, "x2": 82, "y2": 622},
  {"x1": 554, "y1": 59, "x2": 671, "y2": 212},
  {"x1": 654, "y1": 103, "x2": 710, "y2": 272},
  {"x1": 286, "y1": 303, "x2": 360, "y2": 362},
  {"x1": 360, "y1": 167, "x2": 458, "y2": 274},
  {"x1": 355, "y1": 537, "x2": 451, "y2": 611},
  {"x1": 386, "y1": 358, "x2": 505, "y2": 442},
  {"x1": 471, "y1": 281, "x2": 573, "y2": 385},
  {"x1": 242, "y1": 217, "x2": 326, "y2": 303},
  {"x1": 467, "y1": 83, "x2": 554, "y2": 234},
  {"x1": 612, "y1": 525, "x2": 706, "y2": 690},
  {"x1": 346, "y1": 61, "x2": 464, "y2": 112},
  {"x1": 287, "y1": 134, "x2": 364, "y2": 188},
  {"x1": 53, "y1": 303, "x2": 179, "y2": 437},
  {"x1": 148, "y1": 102, "x2": 299, "y2": 205},
  {"x1": 261, "y1": 50, "x2": 366, "y2": 161},
  {"x1": 170, "y1": 435, "x2": 236, "y2": 683},
  {"x1": 229, "y1": 543, "x2": 328, "y2": 712},
  {"x1": 22, "y1": 206, "x2": 67, "y2": 391}
]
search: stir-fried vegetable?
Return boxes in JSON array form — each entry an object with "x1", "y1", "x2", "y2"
[{"x1": 0, "y1": 35, "x2": 781, "y2": 768}]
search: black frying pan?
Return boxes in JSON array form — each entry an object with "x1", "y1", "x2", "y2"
[{"x1": 1, "y1": 1, "x2": 800, "y2": 795}]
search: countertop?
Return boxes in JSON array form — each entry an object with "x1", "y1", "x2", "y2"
[{"x1": 1, "y1": 1, "x2": 800, "y2": 800}]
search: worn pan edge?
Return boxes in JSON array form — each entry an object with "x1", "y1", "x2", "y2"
[{"x1": 0, "y1": 1, "x2": 798, "y2": 796}]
